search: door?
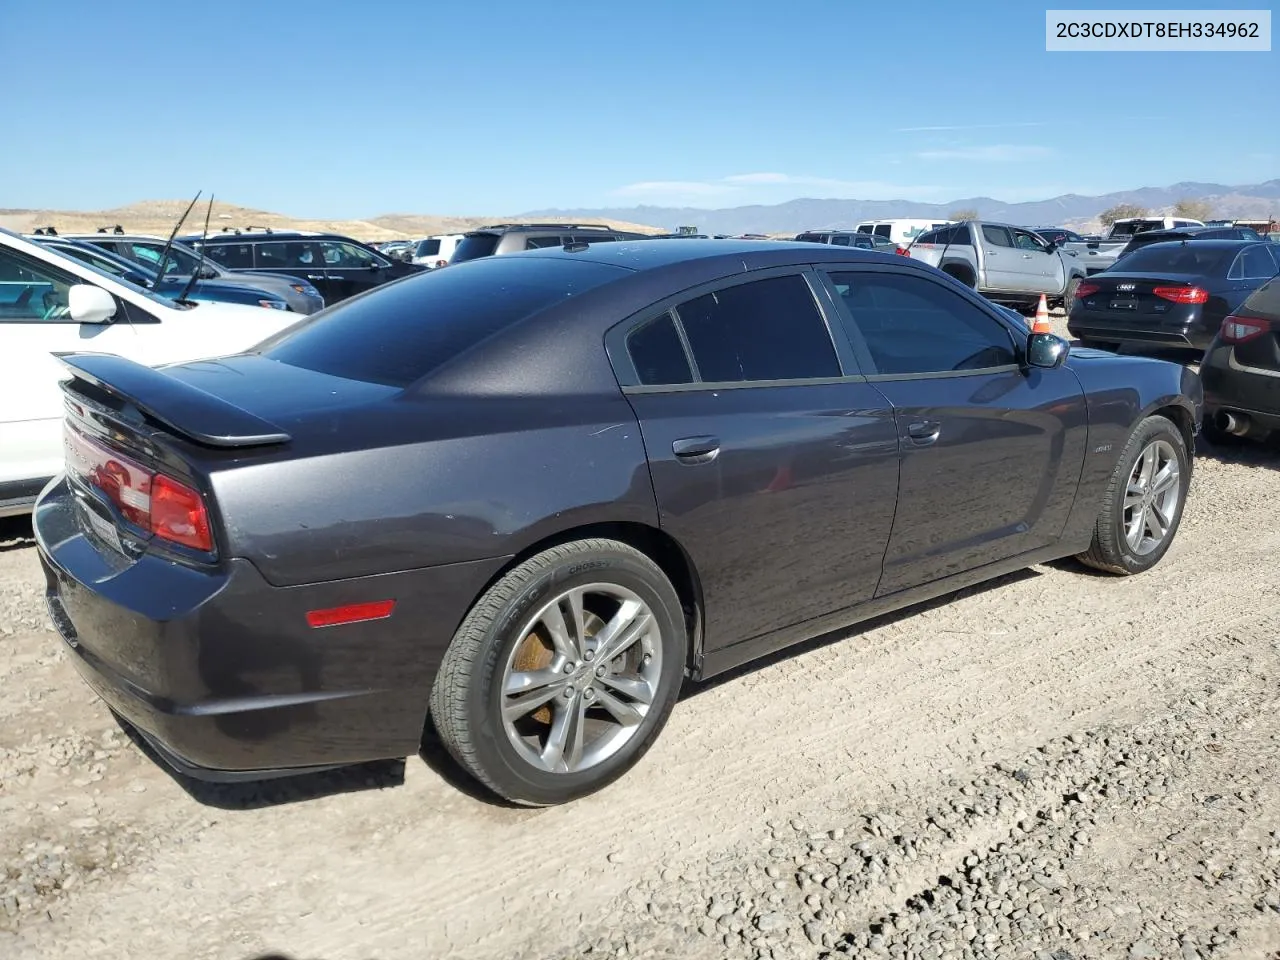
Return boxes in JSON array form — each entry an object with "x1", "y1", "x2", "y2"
[
  {"x1": 820, "y1": 265, "x2": 1088, "y2": 595},
  {"x1": 317, "y1": 240, "x2": 393, "y2": 303},
  {"x1": 977, "y1": 224, "x2": 1022, "y2": 292},
  {"x1": 1011, "y1": 228, "x2": 1062, "y2": 295},
  {"x1": 611, "y1": 270, "x2": 901, "y2": 651},
  {"x1": 0, "y1": 247, "x2": 155, "y2": 488}
]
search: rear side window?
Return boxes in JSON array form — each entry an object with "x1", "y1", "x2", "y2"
[
  {"x1": 796, "y1": 233, "x2": 828, "y2": 243},
  {"x1": 261, "y1": 256, "x2": 625, "y2": 387},
  {"x1": 674, "y1": 274, "x2": 841, "y2": 383},
  {"x1": 204, "y1": 243, "x2": 253, "y2": 268},
  {"x1": 981, "y1": 225, "x2": 1014, "y2": 248},
  {"x1": 627, "y1": 313, "x2": 693, "y2": 385},
  {"x1": 573, "y1": 234, "x2": 618, "y2": 245},
  {"x1": 831, "y1": 235, "x2": 851, "y2": 246},
  {"x1": 450, "y1": 233, "x2": 501, "y2": 263},
  {"x1": 1231, "y1": 245, "x2": 1279, "y2": 280},
  {"x1": 872, "y1": 224, "x2": 891, "y2": 239},
  {"x1": 829, "y1": 271, "x2": 1017, "y2": 376},
  {"x1": 524, "y1": 235, "x2": 566, "y2": 249},
  {"x1": 416, "y1": 238, "x2": 440, "y2": 257},
  {"x1": 855, "y1": 226, "x2": 874, "y2": 234},
  {"x1": 255, "y1": 241, "x2": 321, "y2": 268}
]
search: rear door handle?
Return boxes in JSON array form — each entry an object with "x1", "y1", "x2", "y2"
[
  {"x1": 907, "y1": 421, "x2": 941, "y2": 445},
  {"x1": 672, "y1": 436, "x2": 720, "y2": 464}
]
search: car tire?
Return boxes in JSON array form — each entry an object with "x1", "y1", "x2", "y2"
[
  {"x1": 1077, "y1": 414, "x2": 1190, "y2": 576},
  {"x1": 429, "y1": 538, "x2": 687, "y2": 805},
  {"x1": 1063, "y1": 276, "x2": 1080, "y2": 314}
]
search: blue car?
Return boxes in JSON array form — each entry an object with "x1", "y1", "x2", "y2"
[{"x1": 27, "y1": 237, "x2": 292, "y2": 311}]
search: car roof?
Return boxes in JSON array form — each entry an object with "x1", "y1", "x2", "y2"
[
  {"x1": 190, "y1": 230, "x2": 341, "y2": 243},
  {"x1": 1129, "y1": 239, "x2": 1264, "y2": 252}
]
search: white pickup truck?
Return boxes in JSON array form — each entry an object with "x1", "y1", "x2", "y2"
[
  {"x1": 904, "y1": 220, "x2": 1090, "y2": 311},
  {"x1": 1059, "y1": 216, "x2": 1206, "y2": 276}
]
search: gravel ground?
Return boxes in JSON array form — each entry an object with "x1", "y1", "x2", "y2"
[{"x1": 2, "y1": 319, "x2": 1280, "y2": 959}]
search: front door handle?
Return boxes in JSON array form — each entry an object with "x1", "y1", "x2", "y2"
[
  {"x1": 907, "y1": 421, "x2": 941, "y2": 445},
  {"x1": 672, "y1": 436, "x2": 720, "y2": 464},
  {"x1": 306, "y1": 274, "x2": 326, "y2": 281}
]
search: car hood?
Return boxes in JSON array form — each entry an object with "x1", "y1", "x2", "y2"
[{"x1": 172, "y1": 300, "x2": 300, "y2": 342}]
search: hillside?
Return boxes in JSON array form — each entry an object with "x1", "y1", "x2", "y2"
[
  {"x1": 0, "y1": 199, "x2": 665, "y2": 242},
  {"x1": 521, "y1": 179, "x2": 1280, "y2": 236}
]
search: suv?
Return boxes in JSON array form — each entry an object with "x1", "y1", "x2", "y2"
[
  {"x1": 180, "y1": 230, "x2": 423, "y2": 304},
  {"x1": 448, "y1": 224, "x2": 649, "y2": 264},
  {"x1": 64, "y1": 233, "x2": 325, "y2": 314},
  {"x1": 412, "y1": 234, "x2": 465, "y2": 268},
  {"x1": 1115, "y1": 225, "x2": 1266, "y2": 261},
  {"x1": 795, "y1": 231, "x2": 897, "y2": 251}
]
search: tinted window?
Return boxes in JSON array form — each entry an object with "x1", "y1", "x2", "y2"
[
  {"x1": 1240, "y1": 275, "x2": 1280, "y2": 322},
  {"x1": 416, "y1": 238, "x2": 440, "y2": 257},
  {"x1": 831, "y1": 235, "x2": 851, "y2": 246},
  {"x1": 262, "y1": 257, "x2": 624, "y2": 387},
  {"x1": 127, "y1": 241, "x2": 201, "y2": 276},
  {"x1": 320, "y1": 240, "x2": 380, "y2": 268},
  {"x1": 627, "y1": 313, "x2": 693, "y2": 385},
  {"x1": 573, "y1": 235, "x2": 618, "y2": 245},
  {"x1": 829, "y1": 271, "x2": 1017, "y2": 375},
  {"x1": 675, "y1": 275, "x2": 840, "y2": 383},
  {"x1": 204, "y1": 243, "x2": 254, "y2": 268},
  {"x1": 873, "y1": 224, "x2": 892, "y2": 239},
  {"x1": 1115, "y1": 244, "x2": 1234, "y2": 276},
  {"x1": 256, "y1": 241, "x2": 321, "y2": 268},
  {"x1": 1109, "y1": 219, "x2": 1162, "y2": 238},
  {"x1": 451, "y1": 233, "x2": 501, "y2": 263},
  {"x1": 524, "y1": 236, "x2": 566, "y2": 249},
  {"x1": 796, "y1": 233, "x2": 829, "y2": 243},
  {"x1": 0, "y1": 248, "x2": 78, "y2": 322},
  {"x1": 981, "y1": 225, "x2": 1014, "y2": 248},
  {"x1": 855, "y1": 226, "x2": 874, "y2": 234},
  {"x1": 1234, "y1": 245, "x2": 1279, "y2": 280}
]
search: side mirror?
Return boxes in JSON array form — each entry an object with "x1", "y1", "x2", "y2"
[
  {"x1": 1026, "y1": 332, "x2": 1069, "y2": 369},
  {"x1": 198, "y1": 264, "x2": 218, "y2": 279},
  {"x1": 68, "y1": 284, "x2": 117, "y2": 324}
]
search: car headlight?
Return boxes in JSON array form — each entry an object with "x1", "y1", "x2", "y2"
[
  {"x1": 290, "y1": 283, "x2": 321, "y2": 298},
  {"x1": 258, "y1": 299, "x2": 290, "y2": 310}
]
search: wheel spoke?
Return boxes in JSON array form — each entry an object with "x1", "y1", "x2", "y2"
[
  {"x1": 593, "y1": 687, "x2": 643, "y2": 727},
  {"x1": 541, "y1": 692, "x2": 587, "y2": 771},
  {"x1": 597, "y1": 672, "x2": 655, "y2": 706},
  {"x1": 503, "y1": 671, "x2": 568, "y2": 722},
  {"x1": 1148, "y1": 499, "x2": 1171, "y2": 540},
  {"x1": 540, "y1": 596, "x2": 584, "y2": 661},
  {"x1": 1126, "y1": 506, "x2": 1146, "y2": 550},
  {"x1": 594, "y1": 601, "x2": 651, "y2": 664},
  {"x1": 1123, "y1": 483, "x2": 1145, "y2": 511},
  {"x1": 1139, "y1": 445, "x2": 1157, "y2": 486},
  {"x1": 1150, "y1": 462, "x2": 1179, "y2": 496}
]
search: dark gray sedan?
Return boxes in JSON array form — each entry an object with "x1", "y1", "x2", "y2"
[{"x1": 34, "y1": 240, "x2": 1202, "y2": 805}]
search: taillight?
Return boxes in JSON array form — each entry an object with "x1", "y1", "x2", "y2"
[
  {"x1": 1075, "y1": 282, "x2": 1101, "y2": 299},
  {"x1": 895, "y1": 247, "x2": 911, "y2": 257},
  {"x1": 1221, "y1": 315, "x2": 1268, "y2": 344},
  {"x1": 1153, "y1": 286, "x2": 1208, "y2": 304},
  {"x1": 150, "y1": 475, "x2": 213, "y2": 551},
  {"x1": 65, "y1": 425, "x2": 213, "y2": 552}
]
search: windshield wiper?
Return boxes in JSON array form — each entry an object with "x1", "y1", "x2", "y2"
[{"x1": 174, "y1": 195, "x2": 214, "y2": 306}]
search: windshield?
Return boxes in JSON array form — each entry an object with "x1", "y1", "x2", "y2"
[
  {"x1": 259, "y1": 255, "x2": 625, "y2": 387},
  {"x1": 1108, "y1": 219, "x2": 1164, "y2": 238},
  {"x1": 132, "y1": 241, "x2": 206, "y2": 276},
  {"x1": 450, "y1": 233, "x2": 501, "y2": 263},
  {"x1": 35, "y1": 243, "x2": 188, "y2": 309}
]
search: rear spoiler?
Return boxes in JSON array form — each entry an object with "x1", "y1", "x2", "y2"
[{"x1": 54, "y1": 352, "x2": 291, "y2": 448}]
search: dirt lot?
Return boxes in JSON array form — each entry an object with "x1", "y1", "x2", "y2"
[{"x1": 3, "y1": 321, "x2": 1280, "y2": 960}]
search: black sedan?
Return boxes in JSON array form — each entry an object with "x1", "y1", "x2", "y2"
[
  {"x1": 33, "y1": 240, "x2": 1202, "y2": 805},
  {"x1": 1068, "y1": 240, "x2": 1280, "y2": 352},
  {"x1": 1200, "y1": 274, "x2": 1280, "y2": 445}
]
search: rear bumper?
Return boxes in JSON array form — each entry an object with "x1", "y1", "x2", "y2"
[
  {"x1": 34, "y1": 475, "x2": 504, "y2": 781},
  {"x1": 1201, "y1": 345, "x2": 1280, "y2": 427},
  {"x1": 1067, "y1": 308, "x2": 1215, "y2": 350}
]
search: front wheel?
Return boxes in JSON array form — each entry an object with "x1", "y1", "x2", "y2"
[
  {"x1": 1077, "y1": 415, "x2": 1190, "y2": 575},
  {"x1": 429, "y1": 538, "x2": 687, "y2": 805}
]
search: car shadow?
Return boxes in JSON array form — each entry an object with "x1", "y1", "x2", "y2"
[
  {"x1": 1195, "y1": 434, "x2": 1280, "y2": 468},
  {"x1": 0, "y1": 515, "x2": 34, "y2": 552},
  {"x1": 112, "y1": 711, "x2": 407, "y2": 811}
]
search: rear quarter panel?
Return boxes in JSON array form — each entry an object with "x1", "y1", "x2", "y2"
[{"x1": 209, "y1": 393, "x2": 658, "y2": 587}]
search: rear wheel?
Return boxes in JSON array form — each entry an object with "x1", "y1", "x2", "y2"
[
  {"x1": 1063, "y1": 277, "x2": 1081, "y2": 315},
  {"x1": 429, "y1": 538, "x2": 686, "y2": 805},
  {"x1": 1077, "y1": 415, "x2": 1189, "y2": 575}
]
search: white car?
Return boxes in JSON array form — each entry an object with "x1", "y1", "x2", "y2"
[
  {"x1": 854, "y1": 218, "x2": 955, "y2": 249},
  {"x1": 0, "y1": 228, "x2": 299, "y2": 516},
  {"x1": 412, "y1": 234, "x2": 465, "y2": 268}
]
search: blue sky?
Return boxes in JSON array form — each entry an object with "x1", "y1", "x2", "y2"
[{"x1": 2, "y1": 0, "x2": 1274, "y2": 216}]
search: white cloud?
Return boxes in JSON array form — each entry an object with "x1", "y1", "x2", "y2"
[
  {"x1": 897, "y1": 121, "x2": 1051, "y2": 133},
  {"x1": 915, "y1": 144, "x2": 1053, "y2": 162},
  {"x1": 723, "y1": 172, "x2": 793, "y2": 184},
  {"x1": 613, "y1": 180, "x2": 736, "y2": 198}
]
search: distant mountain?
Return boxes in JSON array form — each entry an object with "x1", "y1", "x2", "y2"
[{"x1": 522, "y1": 180, "x2": 1280, "y2": 235}]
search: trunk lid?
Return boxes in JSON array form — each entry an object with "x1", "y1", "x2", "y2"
[{"x1": 1075, "y1": 272, "x2": 1207, "y2": 319}]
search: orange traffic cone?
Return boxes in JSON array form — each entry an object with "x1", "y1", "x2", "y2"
[{"x1": 1031, "y1": 294, "x2": 1051, "y2": 333}]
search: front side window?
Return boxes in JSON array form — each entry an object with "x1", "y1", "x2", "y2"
[
  {"x1": 828, "y1": 271, "x2": 1017, "y2": 376},
  {"x1": 321, "y1": 241, "x2": 382, "y2": 268},
  {"x1": 674, "y1": 274, "x2": 841, "y2": 383},
  {"x1": 0, "y1": 248, "x2": 77, "y2": 322},
  {"x1": 1013, "y1": 229, "x2": 1047, "y2": 252}
]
